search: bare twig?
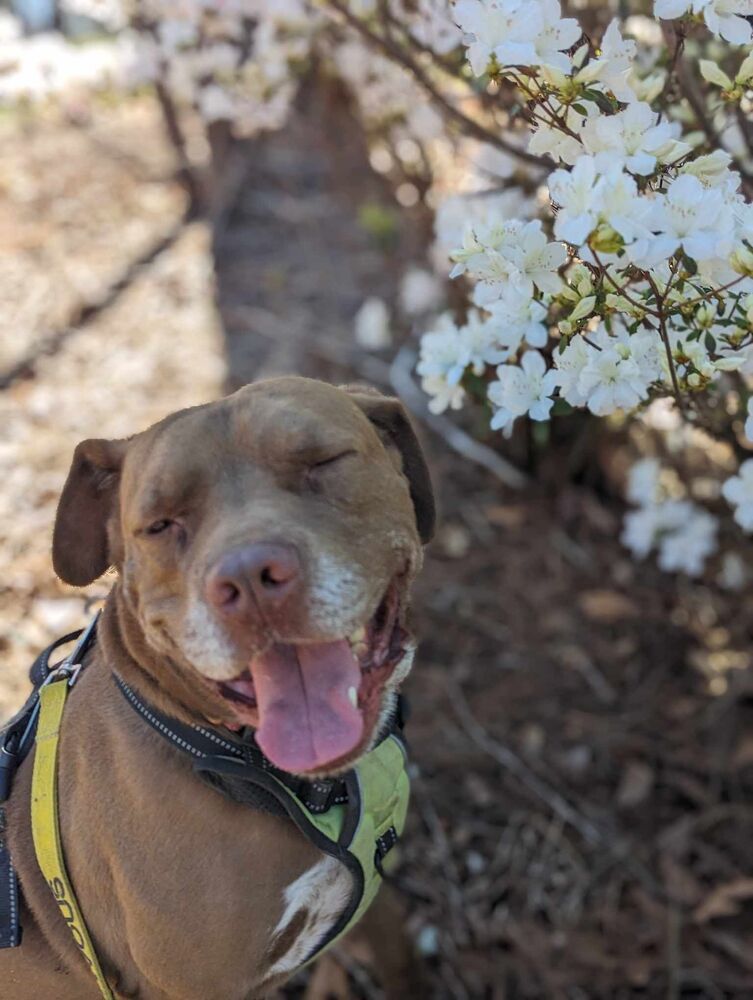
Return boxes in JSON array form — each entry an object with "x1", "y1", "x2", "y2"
[
  {"x1": 645, "y1": 272, "x2": 686, "y2": 413},
  {"x1": 154, "y1": 80, "x2": 203, "y2": 211},
  {"x1": 447, "y1": 675, "x2": 606, "y2": 848}
]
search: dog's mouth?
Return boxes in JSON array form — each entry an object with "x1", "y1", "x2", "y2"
[{"x1": 211, "y1": 583, "x2": 408, "y2": 774}]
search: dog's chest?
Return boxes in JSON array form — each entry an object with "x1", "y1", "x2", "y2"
[{"x1": 266, "y1": 855, "x2": 353, "y2": 976}]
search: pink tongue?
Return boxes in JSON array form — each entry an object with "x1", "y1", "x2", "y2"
[{"x1": 249, "y1": 641, "x2": 363, "y2": 773}]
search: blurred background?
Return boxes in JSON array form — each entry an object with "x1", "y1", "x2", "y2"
[{"x1": 2, "y1": 2, "x2": 753, "y2": 997}]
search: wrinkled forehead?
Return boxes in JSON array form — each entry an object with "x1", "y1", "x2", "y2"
[{"x1": 120, "y1": 381, "x2": 378, "y2": 516}]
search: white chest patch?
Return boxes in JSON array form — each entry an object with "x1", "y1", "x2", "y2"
[{"x1": 267, "y1": 855, "x2": 353, "y2": 977}]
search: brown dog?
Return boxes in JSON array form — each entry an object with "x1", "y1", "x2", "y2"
[{"x1": 1, "y1": 377, "x2": 434, "y2": 999}]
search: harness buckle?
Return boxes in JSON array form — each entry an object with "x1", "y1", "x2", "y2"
[
  {"x1": 0, "y1": 738, "x2": 19, "y2": 804},
  {"x1": 66, "y1": 662, "x2": 84, "y2": 687}
]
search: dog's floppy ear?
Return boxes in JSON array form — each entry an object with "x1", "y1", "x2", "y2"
[
  {"x1": 53, "y1": 438, "x2": 129, "y2": 586},
  {"x1": 344, "y1": 385, "x2": 436, "y2": 544}
]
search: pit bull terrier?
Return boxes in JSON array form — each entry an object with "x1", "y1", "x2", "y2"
[{"x1": 0, "y1": 376, "x2": 434, "y2": 999}]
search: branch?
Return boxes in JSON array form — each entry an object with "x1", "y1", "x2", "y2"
[
  {"x1": 661, "y1": 21, "x2": 753, "y2": 199},
  {"x1": 324, "y1": 0, "x2": 553, "y2": 171},
  {"x1": 645, "y1": 272, "x2": 686, "y2": 414},
  {"x1": 154, "y1": 80, "x2": 203, "y2": 213}
]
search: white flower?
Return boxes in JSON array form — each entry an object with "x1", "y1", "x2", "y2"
[
  {"x1": 354, "y1": 297, "x2": 391, "y2": 349},
  {"x1": 549, "y1": 159, "x2": 654, "y2": 250},
  {"x1": 680, "y1": 150, "x2": 735, "y2": 187},
  {"x1": 522, "y1": 0, "x2": 581, "y2": 74},
  {"x1": 529, "y1": 103, "x2": 590, "y2": 163},
  {"x1": 623, "y1": 492, "x2": 718, "y2": 575},
  {"x1": 575, "y1": 20, "x2": 637, "y2": 101},
  {"x1": 453, "y1": 0, "x2": 533, "y2": 75},
  {"x1": 657, "y1": 502, "x2": 718, "y2": 575},
  {"x1": 745, "y1": 398, "x2": 753, "y2": 441},
  {"x1": 454, "y1": 0, "x2": 580, "y2": 75},
  {"x1": 580, "y1": 102, "x2": 690, "y2": 176},
  {"x1": 578, "y1": 347, "x2": 650, "y2": 415},
  {"x1": 594, "y1": 168, "x2": 656, "y2": 245},
  {"x1": 724, "y1": 459, "x2": 753, "y2": 530},
  {"x1": 400, "y1": 268, "x2": 443, "y2": 316},
  {"x1": 453, "y1": 219, "x2": 566, "y2": 300},
  {"x1": 622, "y1": 505, "x2": 666, "y2": 558},
  {"x1": 488, "y1": 350, "x2": 559, "y2": 433},
  {"x1": 556, "y1": 323, "x2": 661, "y2": 415},
  {"x1": 703, "y1": 0, "x2": 753, "y2": 44},
  {"x1": 554, "y1": 333, "x2": 592, "y2": 406},
  {"x1": 549, "y1": 157, "x2": 601, "y2": 245},
  {"x1": 639, "y1": 174, "x2": 734, "y2": 264},
  {"x1": 418, "y1": 314, "x2": 468, "y2": 385},
  {"x1": 626, "y1": 457, "x2": 662, "y2": 506},
  {"x1": 418, "y1": 310, "x2": 509, "y2": 385},
  {"x1": 514, "y1": 221, "x2": 568, "y2": 294},
  {"x1": 655, "y1": 0, "x2": 753, "y2": 45},
  {"x1": 421, "y1": 374, "x2": 466, "y2": 415},
  {"x1": 484, "y1": 285, "x2": 550, "y2": 354},
  {"x1": 458, "y1": 309, "x2": 511, "y2": 371}
]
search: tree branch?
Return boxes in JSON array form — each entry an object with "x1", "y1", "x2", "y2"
[{"x1": 324, "y1": 0, "x2": 553, "y2": 171}]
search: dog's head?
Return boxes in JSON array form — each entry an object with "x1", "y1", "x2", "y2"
[{"x1": 53, "y1": 377, "x2": 434, "y2": 775}]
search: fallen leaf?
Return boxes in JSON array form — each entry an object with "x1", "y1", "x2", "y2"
[
  {"x1": 694, "y1": 878, "x2": 753, "y2": 924},
  {"x1": 579, "y1": 589, "x2": 638, "y2": 623},
  {"x1": 617, "y1": 760, "x2": 654, "y2": 809}
]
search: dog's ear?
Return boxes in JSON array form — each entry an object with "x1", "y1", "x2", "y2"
[
  {"x1": 344, "y1": 385, "x2": 436, "y2": 544},
  {"x1": 53, "y1": 438, "x2": 129, "y2": 586}
]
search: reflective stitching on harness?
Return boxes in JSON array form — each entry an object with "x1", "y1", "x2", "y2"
[
  {"x1": 193, "y1": 726, "x2": 237, "y2": 754},
  {"x1": 7, "y1": 856, "x2": 17, "y2": 947},
  {"x1": 118, "y1": 682, "x2": 204, "y2": 759}
]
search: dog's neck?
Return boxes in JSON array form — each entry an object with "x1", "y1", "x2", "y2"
[{"x1": 100, "y1": 582, "x2": 230, "y2": 731}]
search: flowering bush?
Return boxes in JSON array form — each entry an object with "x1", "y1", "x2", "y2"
[{"x1": 410, "y1": 0, "x2": 753, "y2": 578}]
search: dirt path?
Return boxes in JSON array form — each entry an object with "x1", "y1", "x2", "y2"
[{"x1": 0, "y1": 100, "x2": 224, "y2": 715}]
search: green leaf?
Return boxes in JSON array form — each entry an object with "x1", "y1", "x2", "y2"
[
  {"x1": 582, "y1": 88, "x2": 617, "y2": 114},
  {"x1": 683, "y1": 254, "x2": 698, "y2": 276},
  {"x1": 704, "y1": 331, "x2": 717, "y2": 353},
  {"x1": 551, "y1": 398, "x2": 573, "y2": 416}
]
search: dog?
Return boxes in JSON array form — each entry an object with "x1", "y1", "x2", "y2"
[{"x1": 0, "y1": 376, "x2": 434, "y2": 999}]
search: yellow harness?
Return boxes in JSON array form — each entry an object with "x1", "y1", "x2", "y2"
[
  {"x1": 31, "y1": 678, "x2": 115, "y2": 999},
  {"x1": 24, "y1": 623, "x2": 410, "y2": 999}
]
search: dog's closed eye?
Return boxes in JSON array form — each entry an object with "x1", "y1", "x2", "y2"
[
  {"x1": 310, "y1": 450, "x2": 357, "y2": 471},
  {"x1": 146, "y1": 519, "x2": 173, "y2": 535},
  {"x1": 143, "y1": 519, "x2": 187, "y2": 547},
  {"x1": 305, "y1": 450, "x2": 358, "y2": 492}
]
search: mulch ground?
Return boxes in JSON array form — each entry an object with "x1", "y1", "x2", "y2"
[{"x1": 2, "y1": 86, "x2": 753, "y2": 999}]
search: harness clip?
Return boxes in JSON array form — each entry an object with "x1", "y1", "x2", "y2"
[{"x1": 0, "y1": 738, "x2": 19, "y2": 804}]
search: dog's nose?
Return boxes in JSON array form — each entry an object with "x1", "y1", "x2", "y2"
[{"x1": 205, "y1": 542, "x2": 302, "y2": 617}]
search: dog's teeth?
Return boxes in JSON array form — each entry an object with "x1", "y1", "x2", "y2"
[
  {"x1": 349, "y1": 626, "x2": 367, "y2": 644},
  {"x1": 348, "y1": 686, "x2": 358, "y2": 707}
]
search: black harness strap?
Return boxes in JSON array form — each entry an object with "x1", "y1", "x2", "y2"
[
  {"x1": 0, "y1": 837, "x2": 19, "y2": 948},
  {"x1": 113, "y1": 675, "x2": 353, "y2": 818}
]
